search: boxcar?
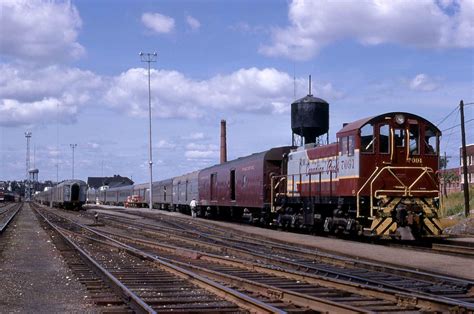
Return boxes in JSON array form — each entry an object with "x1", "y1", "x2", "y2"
[{"x1": 198, "y1": 146, "x2": 292, "y2": 220}]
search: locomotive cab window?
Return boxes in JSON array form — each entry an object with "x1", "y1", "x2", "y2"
[
  {"x1": 409, "y1": 124, "x2": 419, "y2": 155},
  {"x1": 424, "y1": 125, "x2": 438, "y2": 155},
  {"x1": 340, "y1": 136, "x2": 354, "y2": 156},
  {"x1": 394, "y1": 128, "x2": 405, "y2": 147},
  {"x1": 348, "y1": 135, "x2": 354, "y2": 156},
  {"x1": 379, "y1": 124, "x2": 390, "y2": 154},
  {"x1": 340, "y1": 137, "x2": 348, "y2": 155},
  {"x1": 360, "y1": 124, "x2": 374, "y2": 153}
]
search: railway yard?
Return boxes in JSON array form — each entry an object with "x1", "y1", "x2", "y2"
[{"x1": 0, "y1": 201, "x2": 472, "y2": 313}]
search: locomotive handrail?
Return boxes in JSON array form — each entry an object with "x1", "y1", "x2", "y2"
[
  {"x1": 356, "y1": 166, "x2": 379, "y2": 218},
  {"x1": 358, "y1": 166, "x2": 438, "y2": 218}
]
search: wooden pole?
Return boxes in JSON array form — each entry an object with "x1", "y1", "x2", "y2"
[{"x1": 460, "y1": 100, "x2": 470, "y2": 217}]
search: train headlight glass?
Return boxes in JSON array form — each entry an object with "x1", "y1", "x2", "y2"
[{"x1": 395, "y1": 114, "x2": 405, "y2": 125}]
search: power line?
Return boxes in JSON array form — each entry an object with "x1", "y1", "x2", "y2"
[
  {"x1": 436, "y1": 105, "x2": 459, "y2": 127},
  {"x1": 442, "y1": 118, "x2": 474, "y2": 132},
  {"x1": 441, "y1": 108, "x2": 460, "y2": 155}
]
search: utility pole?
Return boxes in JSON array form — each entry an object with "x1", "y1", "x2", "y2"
[
  {"x1": 139, "y1": 51, "x2": 157, "y2": 210},
  {"x1": 460, "y1": 100, "x2": 470, "y2": 217},
  {"x1": 25, "y1": 131, "x2": 32, "y2": 201},
  {"x1": 70, "y1": 144, "x2": 77, "y2": 179}
]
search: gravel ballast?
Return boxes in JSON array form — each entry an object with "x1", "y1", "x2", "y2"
[
  {"x1": 89, "y1": 205, "x2": 474, "y2": 281},
  {"x1": 0, "y1": 203, "x2": 94, "y2": 313}
]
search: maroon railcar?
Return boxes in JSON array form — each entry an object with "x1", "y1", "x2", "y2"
[{"x1": 198, "y1": 146, "x2": 292, "y2": 219}]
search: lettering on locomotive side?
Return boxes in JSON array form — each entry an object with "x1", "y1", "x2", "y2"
[
  {"x1": 287, "y1": 149, "x2": 360, "y2": 182},
  {"x1": 339, "y1": 158, "x2": 355, "y2": 170},
  {"x1": 407, "y1": 157, "x2": 423, "y2": 164}
]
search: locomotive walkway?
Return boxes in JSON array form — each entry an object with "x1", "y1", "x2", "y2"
[
  {"x1": 91, "y1": 205, "x2": 474, "y2": 281},
  {"x1": 0, "y1": 203, "x2": 93, "y2": 312}
]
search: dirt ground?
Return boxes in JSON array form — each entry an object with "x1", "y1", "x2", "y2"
[
  {"x1": 444, "y1": 217, "x2": 474, "y2": 235},
  {"x1": 0, "y1": 204, "x2": 95, "y2": 313}
]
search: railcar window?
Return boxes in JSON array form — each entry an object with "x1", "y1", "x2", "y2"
[
  {"x1": 424, "y1": 126, "x2": 438, "y2": 155},
  {"x1": 341, "y1": 137, "x2": 348, "y2": 155},
  {"x1": 394, "y1": 129, "x2": 405, "y2": 147},
  {"x1": 348, "y1": 135, "x2": 355, "y2": 156},
  {"x1": 210, "y1": 173, "x2": 217, "y2": 201},
  {"x1": 379, "y1": 124, "x2": 390, "y2": 153},
  {"x1": 361, "y1": 124, "x2": 374, "y2": 153},
  {"x1": 409, "y1": 124, "x2": 419, "y2": 155},
  {"x1": 230, "y1": 169, "x2": 236, "y2": 201}
]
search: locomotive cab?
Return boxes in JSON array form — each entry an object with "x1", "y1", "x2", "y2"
[{"x1": 339, "y1": 112, "x2": 443, "y2": 239}]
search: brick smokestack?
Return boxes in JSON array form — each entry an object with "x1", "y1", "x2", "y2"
[{"x1": 220, "y1": 119, "x2": 227, "y2": 164}]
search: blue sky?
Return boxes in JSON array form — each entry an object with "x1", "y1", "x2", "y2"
[{"x1": 0, "y1": 0, "x2": 473, "y2": 183}]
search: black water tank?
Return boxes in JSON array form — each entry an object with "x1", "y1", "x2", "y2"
[{"x1": 291, "y1": 94, "x2": 329, "y2": 144}]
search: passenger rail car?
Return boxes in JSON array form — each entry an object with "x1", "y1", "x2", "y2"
[
  {"x1": 35, "y1": 180, "x2": 87, "y2": 209},
  {"x1": 172, "y1": 171, "x2": 200, "y2": 213}
]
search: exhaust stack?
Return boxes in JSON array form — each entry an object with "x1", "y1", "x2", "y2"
[{"x1": 220, "y1": 119, "x2": 227, "y2": 164}]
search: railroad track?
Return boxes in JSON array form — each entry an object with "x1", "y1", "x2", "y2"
[
  {"x1": 432, "y1": 242, "x2": 474, "y2": 256},
  {"x1": 50, "y1": 205, "x2": 474, "y2": 312},
  {"x1": 32, "y1": 203, "x2": 312, "y2": 313},
  {"x1": 0, "y1": 202, "x2": 22, "y2": 233}
]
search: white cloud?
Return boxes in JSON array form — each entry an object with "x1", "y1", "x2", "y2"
[
  {"x1": 0, "y1": 98, "x2": 77, "y2": 127},
  {"x1": 0, "y1": 64, "x2": 103, "y2": 126},
  {"x1": 186, "y1": 143, "x2": 218, "y2": 150},
  {"x1": 186, "y1": 15, "x2": 201, "y2": 31},
  {"x1": 156, "y1": 139, "x2": 176, "y2": 149},
  {"x1": 0, "y1": 62, "x2": 342, "y2": 127},
  {"x1": 183, "y1": 132, "x2": 205, "y2": 140},
  {"x1": 141, "y1": 12, "x2": 175, "y2": 34},
  {"x1": 260, "y1": 0, "x2": 474, "y2": 60},
  {"x1": 185, "y1": 150, "x2": 219, "y2": 159},
  {"x1": 409, "y1": 74, "x2": 440, "y2": 92},
  {"x1": 104, "y1": 67, "x2": 343, "y2": 118},
  {"x1": 0, "y1": 0, "x2": 84, "y2": 63}
]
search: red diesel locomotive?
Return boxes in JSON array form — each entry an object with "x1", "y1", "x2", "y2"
[{"x1": 271, "y1": 95, "x2": 441, "y2": 239}]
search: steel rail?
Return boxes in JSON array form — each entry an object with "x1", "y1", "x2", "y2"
[
  {"x1": 34, "y1": 206, "x2": 156, "y2": 314},
  {"x1": 0, "y1": 203, "x2": 22, "y2": 233},
  {"x1": 96, "y1": 226, "x2": 474, "y2": 313},
  {"x1": 70, "y1": 220, "x2": 367, "y2": 313},
  {"x1": 34, "y1": 206, "x2": 286, "y2": 314},
  {"x1": 95, "y1": 211, "x2": 474, "y2": 310},
  {"x1": 99, "y1": 211, "x2": 474, "y2": 288}
]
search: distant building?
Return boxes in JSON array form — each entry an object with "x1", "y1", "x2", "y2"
[
  {"x1": 87, "y1": 175, "x2": 134, "y2": 190},
  {"x1": 460, "y1": 144, "x2": 474, "y2": 187},
  {"x1": 439, "y1": 167, "x2": 461, "y2": 194}
]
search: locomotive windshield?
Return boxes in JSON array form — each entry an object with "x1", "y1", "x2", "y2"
[
  {"x1": 361, "y1": 124, "x2": 374, "y2": 153},
  {"x1": 424, "y1": 125, "x2": 438, "y2": 155},
  {"x1": 409, "y1": 123, "x2": 420, "y2": 155}
]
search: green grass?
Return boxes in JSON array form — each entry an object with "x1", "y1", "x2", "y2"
[{"x1": 440, "y1": 187, "x2": 474, "y2": 217}]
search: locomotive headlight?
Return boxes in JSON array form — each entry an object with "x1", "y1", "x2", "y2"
[{"x1": 394, "y1": 114, "x2": 405, "y2": 125}]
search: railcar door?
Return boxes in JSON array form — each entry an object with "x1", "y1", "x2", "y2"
[
  {"x1": 71, "y1": 183, "x2": 80, "y2": 201},
  {"x1": 392, "y1": 127, "x2": 407, "y2": 164}
]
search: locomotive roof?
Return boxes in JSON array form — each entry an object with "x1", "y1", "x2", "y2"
[{"x1": 337, "y1": 112, "x2": 441, "y2": 135}]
